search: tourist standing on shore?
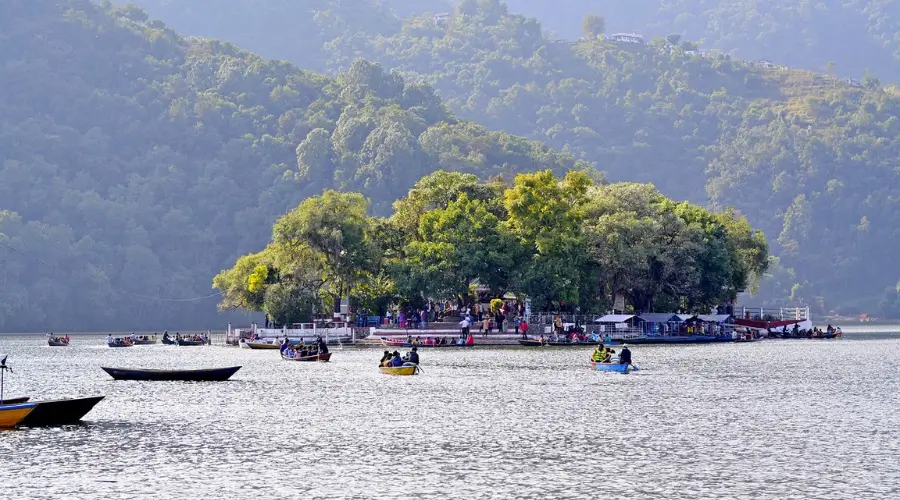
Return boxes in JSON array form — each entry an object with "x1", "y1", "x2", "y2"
[{"x1": 460, "y1": 317, "x2": 470, "y2": 337}]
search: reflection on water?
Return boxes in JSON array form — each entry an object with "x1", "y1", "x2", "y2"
[{"x1": 1, "y1": 334, "x2": 899, "y2": 498}]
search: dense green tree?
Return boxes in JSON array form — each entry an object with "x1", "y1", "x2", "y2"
[{"x1": 581, "y1": 14, "x2": 605, "y2": 39}]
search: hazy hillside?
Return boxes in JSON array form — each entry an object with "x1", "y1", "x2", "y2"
[
  {"x1": 122, "y1": 0, "x2": 900, "y2": 315},
  {"x1": 334, "y1": 3, "x2": 900, "y2": 314},
  {"x1": 503, "y1": 0, "x2": 900, "y2": 83},
  {"x1": 130, "y1": 0, "x2": 900, "y2": 83},
  {"x1": 0, "y1": 0, "x2": 582, "y2": 331}
]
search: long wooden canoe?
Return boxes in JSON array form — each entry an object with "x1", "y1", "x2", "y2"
[
  {"x1": 0, "y1": 403, "x2": 36, "y2": 428},
  {"x1": 48, "y1": 339, "x2": 69, "y2": 346},
  {"x1": 281, "y1": 352, "x2": 332, "y2": 362},
  {"x1": 379, "y1": 365, "x2": 419, "y2": 376},
  {"x1": 101, "y1": 366, "x2": 241, "y2": 381},
  {"x1": 18, "y1": 396, "x2": 105, "y2": 426}
]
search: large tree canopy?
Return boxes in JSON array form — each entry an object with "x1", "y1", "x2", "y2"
[{"x1": 215, "y1": 170, "x2": 769, "y2": 318}]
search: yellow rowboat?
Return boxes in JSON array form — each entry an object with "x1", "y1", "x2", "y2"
[
  {"x1": 379, "y1": 365, "x2": 419, "y2": 376},
  {"x1": 0, "y1": 403, "x2": 36, "y2": 428}
]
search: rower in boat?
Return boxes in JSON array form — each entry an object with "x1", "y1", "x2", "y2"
[
  {"x1": 379, "y1": 350, "x2": 392, "y2": 366},
  {"x1": 619, "y1": 344, "x2": 632, "y2": 366},
  {"x1": 404, "y1": 347, "x2": 419, "y2": 365},
  {"x1": 591, "y1": 345, "x2": 610, "y2": 363},
  {"x1": 316, "y1": 336, "x2": 328, "y2": 354}
]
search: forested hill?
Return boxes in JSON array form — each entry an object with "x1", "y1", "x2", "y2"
[
  {"x1": 0, "y1": 0, "x2": 582, "y2": 332},
  {"x1": 128, "y1": 0, "x2": 900, "y2": 315},
  {"x1": 130, "y1": 0, "x2": 900, "y2": 84},
  {"x1": 501, "y1": 0, "x2": 900, "y2": 83}
]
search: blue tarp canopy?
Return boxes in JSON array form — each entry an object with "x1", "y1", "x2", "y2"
[{"x1": 638, "y1": 313, "x2": 680, "y2": 323}]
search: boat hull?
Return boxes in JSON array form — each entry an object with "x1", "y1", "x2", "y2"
[
  {"x1": 107, "y1": 342, "x2": 133, "y2": 348},
  {"x1": 591, "y1": 361, "x2": 634, "y2": 373},
  {"x1": 101, "y1": 366, "x2": 241, "y2": 381},
  {"x1": 18, "y1": 396, "x2": 105, "y2": 426},
  {"x1": 624, "y1": 336, "x2": 720, "y2": 345},
  {"x1": 0, "y1": 397, "x2": 29, "y2": 404},
  {"x1": 0, "y1": 403, "x2": 36, "y2": 428},
  {"x1": 379, "y1": 365, "x2": 419, "y2": 376},
  {"x1": 161, "y1": 338, "x2": 175, "y2": 345},
  {"x1": 175, "y1": 339, "x2": 206, "y2": 346},
  {"x1": 381, "y1": 340, "x2": 472, "y2": 348},
  {"x1": 48, "y1": 340, "x2": 69, "y2": 346},
  {"x1": 133, "y1": 339, "x2": 158, "y2": 345},
  {"x1": 282, "y1": 352, "x2": 332, "y2": 362},
  {"x1": 244, "y1": 341, "x2": 281, "y2": 349}
]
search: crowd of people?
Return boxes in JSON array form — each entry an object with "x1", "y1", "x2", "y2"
[{"x1": 280, "y1": 335, "x2": 329, "y2": 359}]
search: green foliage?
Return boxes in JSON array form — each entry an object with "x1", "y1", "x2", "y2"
[
  {"x1": 581, "y1": 14, "x2": 605, "y2": 38},
  {"x1": 0, "y1": 1, "x2": 583, "y2": 331},
  {"x1": 216, "y1": 169, "x2": 768, "y2": 316}
]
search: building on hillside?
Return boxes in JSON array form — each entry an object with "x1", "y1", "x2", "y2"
[
  {"x1": 753, "y1": 59, "x2": 776, "y2": 68},
  {"x1": 609, "y1": 32, "x2": 646, "y2": 45},
  {"x1": 847, "y1": 78, "x2": 862, "y2": 87},
  {"x1": 433, "y1": 12, "x2": 449, "y2": 27}
]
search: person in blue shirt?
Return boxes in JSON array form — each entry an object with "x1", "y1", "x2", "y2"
[{"x1": 390, "y1": 351, "x2": 403, "y2": 367}]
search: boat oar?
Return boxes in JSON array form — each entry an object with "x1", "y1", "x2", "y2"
[{"x1": 414, "y1": 364, "x2": 424, "y2": 374}]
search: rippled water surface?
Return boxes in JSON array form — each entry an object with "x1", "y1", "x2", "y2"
[{"x1": 2, "y1": 332, "x2": 900, "y2": 499}]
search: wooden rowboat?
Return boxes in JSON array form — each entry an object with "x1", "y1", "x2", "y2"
[
  {"x1": 107, "y1": 338, "x2": 133, "y2": 348},
  {"x1": 101, "y1": 366, "x2": 241, "y2": 381},
  {"x1": 48, "y1": 339, "x2": 69, "y2": 346},
  {"x1": 133, "y1": 337, "x2": 158, "y2": 345},
  {"x1": 0, "y1": 403, "x2": 36, "y2": 428},
  {"x1": 590, "y1": 361, "x2": 636, "y2": 374},
  {"x1": 0, "y1": 397, "x2": 29, "y2": 404},
  {"x1": 281, "y1": 352, "x2": 332, "y2": 362},
  {"x1": 379, "y1": 365, "x2": 419, "y2": 376},
  {"x1": 161, "y1": 337, "x2": 175, "y2": 345},
  {"x1": 17, "y1": 396, "x2": 105, "y2": 426},
  {"x1": 243, "y1": 340, "x2": 281, "y2": 349}
]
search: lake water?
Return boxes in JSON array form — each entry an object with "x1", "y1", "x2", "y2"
[{"x1": 2, "y1": 331, "x2": 899, "y2": 499}]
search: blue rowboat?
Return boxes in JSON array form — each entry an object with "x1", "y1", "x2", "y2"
[{"x1": 591, "y1": 361, "x2": 637, "y2": 374}]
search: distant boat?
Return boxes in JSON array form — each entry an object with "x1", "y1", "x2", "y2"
[
  {"x1": 48, "y1": 337, "x2": 69, "y2": 347},
  {"x1": 175, "y1": 338, "x2": 206, "y2": 346},
  {"x1": 132, "y1": 336, "x2": 158, "y2": 345},
  {"x1": 623, "y1": 335, "x2": 720, "y2": 345},
  {"x1": 16, "y1": 396, "x2": 105, "y2": 426},
  {"x1": 101, "y1": 366, "x2": 241, "y2": 382},
  {"x1": 0, "y1": 403, "x2": 36, "y2": 428},
  {"x1": 379, "y1": 365, "x2": 419, "y2": 376},
  {"x1": 161, "y1": 336, "x2": 175, "y2": 345},
  {"x1": 107, "y1": 338, "x2": 133, "y2": 348},
  {"x1": 0, "y1": 396, "x2": 29, "y2": 404},
  {"x1": 381, "y1": 338, "x2": 472, "y2": 348},
  {"x1": 243, "y1": 339, "x2": 281, "y2": 349},
  {"x1": 281, "y1": 352, "x2": 332, "y2": 362},
  {"x1": 591, "y1": 361, "x2": 636, "y2": 374}
]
